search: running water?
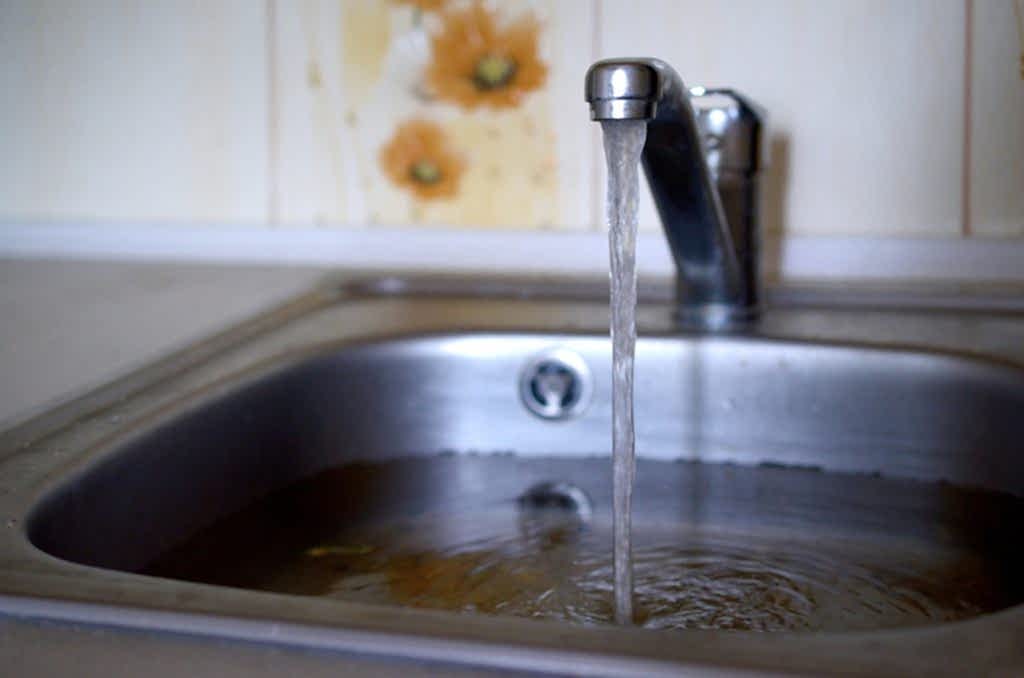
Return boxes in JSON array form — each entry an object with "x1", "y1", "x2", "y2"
[{"x1": 600, "y1": 119, "x2": 647, "y2": 624}]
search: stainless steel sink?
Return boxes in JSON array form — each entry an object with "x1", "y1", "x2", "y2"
[{"x1": 2, "y1": 274, "x2": 1024, "y2": 676}]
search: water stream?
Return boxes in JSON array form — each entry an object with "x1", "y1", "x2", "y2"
[{"x1": 600, "y1": 120, "x2": 648, "y2": 624}]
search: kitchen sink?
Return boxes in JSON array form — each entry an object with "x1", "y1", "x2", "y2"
[{"x1": 2, "y1": 275, "x2": 1024, "y2": 676}]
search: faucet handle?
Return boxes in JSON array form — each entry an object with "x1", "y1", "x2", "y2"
[{"x1": 689, "y1": 87, "x2": 768, "y2": 175}]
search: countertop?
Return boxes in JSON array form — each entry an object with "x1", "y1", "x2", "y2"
[{"x1": 0, "y1": 259, "x2": 327, "y2": 427}]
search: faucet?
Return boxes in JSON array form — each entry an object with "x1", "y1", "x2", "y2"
[{"x1": 585, "y1": 58, "x2": 767, "y2": 330}]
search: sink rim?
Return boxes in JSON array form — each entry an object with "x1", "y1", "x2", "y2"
[
  {"x1": 21, "y1": 326, "x2": 1024, "y2": 540},
  {"x1": 4, "y1": 271, "x2": 1023, "y2": 444},
  {"x1": 2, "y1": 273, "x2": 1024, "y2": 676}
]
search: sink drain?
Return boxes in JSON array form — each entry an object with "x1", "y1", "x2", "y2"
[
  {"x1": 517, "y1": 481, "x2": 594, "y2": 521},
  {"x1": 519, "y1": 348, "x2": 593, "y2": 420}
]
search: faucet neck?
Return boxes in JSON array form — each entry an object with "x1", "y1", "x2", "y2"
[{"x1": 586, "y1": 58, "x2": 766, "y2": 331}]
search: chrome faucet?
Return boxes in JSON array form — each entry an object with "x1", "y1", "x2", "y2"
[{"x1": 585, "y1": 58, "x2": 767, "y2": 329}]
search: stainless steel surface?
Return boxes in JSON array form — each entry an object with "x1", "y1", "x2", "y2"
[
  {"x1": 1, "y1": 273, "x2": 1024, "y2": 676},
  {"x1": 586, "y1": 58, "x2": 766, "y2": 329},
  {"x1": 32, "y1": 332, "x2": 1024, "y2": 572},
  {"x1": 0, "y1": 259, "x2": 328, "y2": 427}
]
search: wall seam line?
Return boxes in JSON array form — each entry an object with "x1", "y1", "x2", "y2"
[
  {"x1": 266, "y1": 0, "x2": 280, "y2": 226},
  {"x1": 590, "y1": 0, "x2": 603, "y2": 233},
  {"x1": 962, "y1": 0, "x2": 974, "y2": 237}
]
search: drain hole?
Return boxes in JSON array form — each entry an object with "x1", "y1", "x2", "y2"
[
  {"x1": 519, "y1": 348, "x2": 593, "y2": 420},
  {"x1": 517, "y1": 481, "x2": 593, "y2": 520},
  {"x1": 530, "y1": 364, "x2": 578, "y2": 410}
]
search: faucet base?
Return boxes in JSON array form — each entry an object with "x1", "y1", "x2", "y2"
[{"x1": 674, "y1": 303, "x2": 760, "y2": 332}]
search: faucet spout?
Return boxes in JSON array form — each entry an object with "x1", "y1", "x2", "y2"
[{"x1": 586, "y1": 58, "x2": 765, "y2": 329}]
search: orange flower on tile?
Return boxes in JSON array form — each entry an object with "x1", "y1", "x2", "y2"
[
  {"x1": 380, "y1": 120, "x2": 465, "y2": 200},
  {"x1": 426, "y1": 2, "x2": 547, "y2": 110},
  {"x1": 392, "y1": 0, "x2": 447, "y2": 12}
]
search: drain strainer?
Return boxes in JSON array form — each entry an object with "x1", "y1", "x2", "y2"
[
  {"x1": 519, "y1": 348, "x2": 593, "y2": 420},
  {"x1": 517, "y1": 481, "x2": 594, "y2": 521}
]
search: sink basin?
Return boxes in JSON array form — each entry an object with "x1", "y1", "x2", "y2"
[{"x1": 2, "y1": 275, "x2": 1024, "y2": 676}]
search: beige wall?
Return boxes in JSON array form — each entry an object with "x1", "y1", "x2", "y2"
[{"x1": 0, "y1": 0, "x2": 1021, "y2": 241}]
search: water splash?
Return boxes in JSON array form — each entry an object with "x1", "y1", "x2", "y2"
[{"x1": 600, "y1": 119, "x2": 647, "y2": 624}]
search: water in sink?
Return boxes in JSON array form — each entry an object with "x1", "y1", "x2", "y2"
[{"x1": 142, "y1": 455, "x2": 1024, "y2": 632}]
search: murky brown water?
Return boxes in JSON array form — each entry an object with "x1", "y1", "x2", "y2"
[{"x1": 144, "y1": 456, "x2": 1024, "y2": 632}]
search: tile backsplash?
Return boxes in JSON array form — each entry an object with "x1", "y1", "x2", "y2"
[
  {"x1": 273, "y1": 0, "x2": 593, "y2": 229},
  {"x1": 0, "y1": 0, "x2": 269, "y2": 224},
  {"x1": 971, "y1": 0, "x2": 1024, "y2": 237},
  {"x1": 602, "y1": 0, "x2": 968, "y2": 238},
  {"x1": 0, "y1": 0, "x2": 1021, "y2": 242}
]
